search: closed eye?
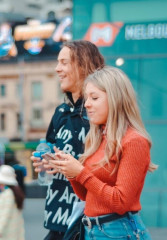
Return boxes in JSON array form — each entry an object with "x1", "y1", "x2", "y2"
[{"x1": 92, "y1": 97, "x2": 98, "y2": 100}]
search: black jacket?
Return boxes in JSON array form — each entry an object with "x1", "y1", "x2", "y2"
[{"x1": 44, "y1": 94, "x2": 89, "y2": 232}]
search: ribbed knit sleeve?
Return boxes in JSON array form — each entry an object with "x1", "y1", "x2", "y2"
[
  {"x1": 69, "y1": 178, "x2": 87, "y2": 201},
  {"x1": 0, "y1": 188, "x2": 14, "y2": 235},
  {"x1": 71, "y1": 131, "x2": 150, "y2": 216}
]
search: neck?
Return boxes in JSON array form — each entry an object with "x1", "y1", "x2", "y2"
[{"x1": 72, "y1": 91, "x2": 81, "y2": 103}]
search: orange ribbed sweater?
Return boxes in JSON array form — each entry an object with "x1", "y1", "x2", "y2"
[{"x1": 70, "y1": 128, "x2": 150, "y2": 217}]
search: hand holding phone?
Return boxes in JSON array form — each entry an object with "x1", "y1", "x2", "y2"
[{"x1": 41, "y1": 153, "x2": 56, "y2": 161}]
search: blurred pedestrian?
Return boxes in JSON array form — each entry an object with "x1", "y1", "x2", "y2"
[
  {"x1": 0, "y1": 165, "x2": 25, "y2": 240},
  {"x1": 47, "y1": 66, "x2": 158, "y2": 240},
  {"x1": 31, "y1": 40, "x2": 105, "y2": 240},
  {"x1": 5, "y1": 151, "x2": 27, "y2": 193}
]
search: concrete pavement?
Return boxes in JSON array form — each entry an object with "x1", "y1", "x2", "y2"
[{"x1": 23, "y1": 198, "x2": 47, "y2": 240}]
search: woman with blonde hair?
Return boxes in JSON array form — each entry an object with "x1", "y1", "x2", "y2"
[{"x1": 46, "y1": 66, "x2": 157, "y2": 240}]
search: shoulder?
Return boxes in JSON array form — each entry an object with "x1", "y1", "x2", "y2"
[
  {"x1": 0, "y1": 188, "x2": 14, "y2": 200},
  {"x1": 120, "y1": 128, "x2": 151, "y2": 169},
  {"x1": 52, "y1": 103, "x2": 70, "y2": 118},
  {"x1": 55, "y1": 103, "x2": 68, "y2": 112},
  {"x1": 122, "y1": 128, "x2": 150, "y2": 148}
]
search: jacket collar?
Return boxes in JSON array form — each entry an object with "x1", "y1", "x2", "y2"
[{"x1": 65, "y1": 92, "x2": 83, "y2": 108}]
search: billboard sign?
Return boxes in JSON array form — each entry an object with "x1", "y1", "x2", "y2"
[
  {"x1": 0, "y1": 16, "x2": 72, "y2": 59},
  {"x1": 84, "y1": 21, "x2": 167, "y2": 56},
  {"x1": 0, "y1": 23, "x2": 17, "y2": 58},
  {"x1": 84, "y1": 22, "x2": 123, "y2": 46}
]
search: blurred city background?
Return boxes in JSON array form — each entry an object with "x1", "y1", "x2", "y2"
[{"x1": 0, "y1": 0, "x2": 167, "y2": 239}]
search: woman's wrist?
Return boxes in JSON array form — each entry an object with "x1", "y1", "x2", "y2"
[{"x1": 67, "y1": 166, "x2": 85, "y2": 179}]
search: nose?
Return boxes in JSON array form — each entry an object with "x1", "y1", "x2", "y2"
[
  {"x1": 55, "y1": 62, "x2": 61, "y2": 73},
  {"x1": 84, "y1": 98, "x2": 91, "y2": 108}
]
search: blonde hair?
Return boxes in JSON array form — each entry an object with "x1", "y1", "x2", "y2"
[{"x1": 80, "y1": 66, "x2": 157, "y2": 173}]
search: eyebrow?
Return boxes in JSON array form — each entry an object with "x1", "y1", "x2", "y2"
[
  {"x1": 85, "y1": 92, "x2": 98, "y2": 96},
  {"x1": 58, "y1": 58, "x2": 70, "y2": 62}
]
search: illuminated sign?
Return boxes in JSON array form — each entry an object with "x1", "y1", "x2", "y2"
[
  {"x1": 13, "y1": 19, "x2": 55, "y2": 55},
  {"x1": 0, "y1": 23, "x2": 17, "y2": 57},
  {"x1": 52, "y1": 16, "x2": 72, "y2": 42},
  {"x1": 14, "y1": 20, "x2": 56, "y2": 41},
  {"x1": 0, "y1": 17, "x2": 72, "y2": 58},
  {"x1": 24, "y1": 38, "x2": 45, "y2": 55}
]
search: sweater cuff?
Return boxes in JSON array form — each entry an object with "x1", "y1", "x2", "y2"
[{"x1": 76, "y1": 167, "x2": 93, "y2": 185}]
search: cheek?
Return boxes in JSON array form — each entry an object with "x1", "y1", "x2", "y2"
[
  {"x1": 101, "y1": 101, "x2": 109, "y2": 123},
  {"x1": 66, "y1": 64, "x2": 74, "y2": 76},
  {"x1": 66, "y1": 70, "x2": 75, "y2": 82},
  {"x1": 70, "y1": 74, "x2": 80, "y2": 88},
  {"x1": 103, "y1": 109, "x2": 109, "y2": 123},
  {"x1": 90, "y1": 103, "x2": 108, "y2": 125}
]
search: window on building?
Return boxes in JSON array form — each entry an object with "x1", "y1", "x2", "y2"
[
  {"x1": 16, "y1": 113, "x2": 22, "y2": 131},
  {"x1": 0, "y1": 113, "x2": 5, "y2": 131},
  {"x1": 31, "y1": 108, "x2": 43, "y2": 127},
  {"x1": 0, "y1": 84, "x2": 6, "y2": 97},
  {"x1": 31, "y1": 82, "x2": 42, "y2": 100},
  {"x1": 16, "y1": 83, "x2": 20, "y2": 98},
  {"x1": 32, "y1": 108, "x2": 42, "y2": 120}
]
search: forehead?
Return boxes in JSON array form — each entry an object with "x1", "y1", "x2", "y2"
[
  {"x1": 58, "y1": 46, "x2": 71, "y2": 61},
  {"x1": 85, "y1": 82, "x2": 103, "y2": 95}
]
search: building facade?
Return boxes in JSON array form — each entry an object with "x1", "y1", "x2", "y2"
[{"x1": 0, "y1": 60, "x2": 62, "y2": 141}]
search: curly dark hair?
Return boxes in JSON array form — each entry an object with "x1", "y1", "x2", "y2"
[{"x1": 62, "y1": 40, "x2": 105, "y2": 80}]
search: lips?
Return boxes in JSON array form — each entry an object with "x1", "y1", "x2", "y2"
[
  {"x1": 58, "y1": 75, "x2": 66, "y2": 81},
  {"x1": 87, "y1": 112, "x2": 94, "y2": 117}
]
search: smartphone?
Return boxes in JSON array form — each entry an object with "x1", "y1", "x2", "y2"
[{"x1": 41, "y1": 153, "x2": 56, "y2": 161}]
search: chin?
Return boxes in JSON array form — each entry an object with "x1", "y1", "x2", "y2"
[
  {"x1": 60, "y1": 85, "x2": 68, "y2": 92},
  {"x1": 90, "y1": 120, "x2": 104, "y2": 125},
  {"x1": 61, "y1": 88, "x2": 66, "y2": 93},
  {"x1": 90, "y1": 120, "x2": 98, "y2": 125}
]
